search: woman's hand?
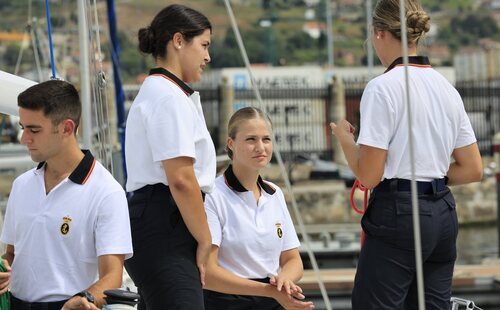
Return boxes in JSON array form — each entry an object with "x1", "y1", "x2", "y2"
[
  {"x1": 330, "y1": 120, "x2": 355, "y2": 140},
  {"x1": 269, "y1": 275, "x2": 302, "y2": 296},
  {"x1": 197, "y1": 241, "x2": 212, "y2": 287},
  {"x1": 61, "y1": 296, "x2": 99, "y2": 310},
  {"x1": 269, "y1": 275, "x2": 313, "y2": 309},
  {"x1": 272, "y1": 288, "x2": 314, "y2": 310},
  {"x1": 0, "y1": 259, "x2": 10, "y2": 295}
]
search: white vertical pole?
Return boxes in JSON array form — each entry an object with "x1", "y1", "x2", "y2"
[
  {"x1": 366, "y1": 0, "x2": 374, "y2": 77},
  {"x1": 326, "y1": 0, "x2": 334, "y2": 68},
  {"x1": 78, "y1": 0, "x2": 92, "y2": 149},
  {"x1": 399, "y1": 0, "x2": 426, "y2": 309}
]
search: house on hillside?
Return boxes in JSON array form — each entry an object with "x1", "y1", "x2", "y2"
[
  {"x1": 454, "y1": 42, "x2": 500, "y2": 81},
  {"x1": 421, "y1": 44, "x2": 451, "y2": 66},
  {"x1": 303, "y1": 21, "x2": 326, "y2": 39}
]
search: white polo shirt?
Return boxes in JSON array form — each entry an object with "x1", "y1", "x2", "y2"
[
  {"x1": 125, "y1": 68, "x2": 216, "y2": 193},
  {"x1": 204, "y1": 165, "x2": 300, "y2": 279},
  {"x1": 357, "y1": 56, "x2": 477, "y2": 181},
  {"x1": 0, "y1": 150, "x2": 133, "y2": 302}
]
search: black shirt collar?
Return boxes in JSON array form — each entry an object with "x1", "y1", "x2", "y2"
[
  {"x1": 223, "y1": 164, "x2": 276, "y2": 195},
  {"x1": 149, "y1": 67, "x2": 194, "y2": 96},
  {"x1": 36, "y1": 150, "x2": 96, "y2": 185},
  {"x1": 384, "y1": 56, "x2": 431, "y2": 73}
]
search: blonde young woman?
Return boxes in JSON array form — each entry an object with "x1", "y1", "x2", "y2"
[
  {"x1": 330, "y1": 0, "x2": 482, "y2": 309},
  {"x1": 124, "y1": 4, "x2": 215, "y2": 309},
  {"x1": 203, "y1": 107, "x2": 314, "y2": 310}
]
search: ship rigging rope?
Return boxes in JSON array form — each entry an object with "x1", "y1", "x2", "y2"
[
  {"x1": 84, "y1": 0, "x2": 114, "y2": 173},
  {"x1": 14, "y1": 0, "x2": 33, "y2": 76},
  {"x1": 15, "y1": 0, "x2": 43, "y2": 82},
  {"x1": 44, "y1": 0, "x2": 56, "y2": 79},
  {"x1": 222, "y1": 1, "x2": 333, "y2": 309}
]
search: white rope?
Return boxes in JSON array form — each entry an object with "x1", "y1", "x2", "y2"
[
  {"x1": 366, "y1": 0, "x2": 374, "y2": 78},
  {"x1": 222, "y1": 1, "x2": 332, "y2": 309},
  {"x1": 29, "y1": 21, "x2": 44, "y2": 82},
  {"x1": 85, "y1": 0, "x2": 114, "y2": 173},
  {"x1": 222, "y1": 1, "x2": 262, "y2": 104},
  {"x1": 91, "y1": 0, "x2": 104, "y2": 72},
  {"x1": 398, "y1": 0, "x2": 425, "y2": 309},
  {"x1": 14, "y1": 31, "x2": 30, "y2": 76},
  {"x1": 14, "y1": 0, "x2": 33, "y2": 76}
]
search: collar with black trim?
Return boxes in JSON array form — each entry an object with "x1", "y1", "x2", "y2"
[
  {"x1": 36, "y1": 150, "x2": 96, "y2": 185},
  {"x1": 149, "y1": 67, "x2": 194, "y2": 96},
  {"x1": 223, "y1": 164, "x2": 276, "y2": 195},
  {"x1": 384, "y1": 56, "x2": 431, "y2": 73}
]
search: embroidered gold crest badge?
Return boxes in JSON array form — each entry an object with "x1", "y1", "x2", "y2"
[
  {"x1": 61, "y1": 216, "x2": 72, "y2": 235},
  {"x1": 276, "y1": 223, "x2": 283, "y2": 238}
]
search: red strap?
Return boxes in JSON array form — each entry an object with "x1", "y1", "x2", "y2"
[{"x1": 350, "y1": 179, "x2": 369, "y2": 247}]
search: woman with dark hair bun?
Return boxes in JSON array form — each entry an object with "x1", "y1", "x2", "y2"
[
  {"x1": 330, "y1": 0, "x2": 482, "y2": 309},
  {"x1": 124, "y1": 4, "x2": 215, "y2": 309}
]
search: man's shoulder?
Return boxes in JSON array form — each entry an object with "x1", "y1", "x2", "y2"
[
  {"x1": 86, "y1": 161, "x2": 124, "y2": 193},
  {"x1": 12, "y1": 167, "x2": 38, "y2": 186}
]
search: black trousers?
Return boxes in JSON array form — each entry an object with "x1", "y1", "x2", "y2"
[
  {"x1": 11, "y1": 295, "x2": 67, "y2": 310},
  {"x1": 204, "y1": 278, "x2": 282, "y2": 310},
  {"x1": 352, "y1": 181, "x2": 458, "y2": 310},
  {"x1": 125, "y1": 184, "x2": 203, "y2": 310}
]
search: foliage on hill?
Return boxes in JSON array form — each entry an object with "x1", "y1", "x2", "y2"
[{"x1": 0, "y1": 0, "x2": 499, "y2": 83}]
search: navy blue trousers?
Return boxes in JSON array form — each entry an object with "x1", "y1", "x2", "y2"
[
  {"x1": 204, "y1": 278, "x2": 281, "y2": 310},
  {"x1": 125, "y1": 184, "x2": 204, "y2": 310},
  {"x1": 352, "y1": 183, "x2": 458, "y2": 310}
]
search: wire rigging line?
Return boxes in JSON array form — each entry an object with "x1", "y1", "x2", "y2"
[
  {"x1": 44, "y1": 0, "x2": 57, "y2": 79},
  {"x1": 91, "y1": 0, "x2": 104, "y2": 72},
  {"x1": 14, "y1": 0, "x2": 33, "y2": 76},
  {"x1": 398, "y1": 0, "x2": 425, "y2": 309},
  {"x1": 85, "y1": 0, "x2": 114, "y2": 173},
  {"x1": 222, "y1": 1, "x2": 263, "y2": 105},
  {"x1": 222, "y1": 1, "x2": 332, "y2": 309},
  {"x1": 30, "y1": 21, "x2": 44, "y2": 82}
]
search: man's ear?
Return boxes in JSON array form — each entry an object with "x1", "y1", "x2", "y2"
[{"x1": 61, "y1": 119, "x2": 76, "y2": 136}]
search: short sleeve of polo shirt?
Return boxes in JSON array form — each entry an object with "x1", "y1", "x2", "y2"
[
  {"x1": 277, "y1": 189, "x2": 300, "y2": 251},
  {"x1": 204, "y1": 194, "x2": 223, "y2": 247},
  {"x1": 143, "y1": 93, "x2": 196, "y2": 162},
  {"x1": 0, "y1": 181, "x2": 18, "y2": 245},
  {"x1": 455, "y1": 101, "x2": 477, "y2": 149},
  {"x1": 357, "y1": 87, "x2": 395, "y2": 150},
  {"x1": 95, "y1": 190, "x2": 133, "y2": 258}
]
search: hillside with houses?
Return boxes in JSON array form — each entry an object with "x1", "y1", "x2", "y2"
[{"x1": 0, "y1": 0, "x2": 499, "y2": 82}]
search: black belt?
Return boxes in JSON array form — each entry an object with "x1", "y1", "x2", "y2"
[
  {"x1": 11, "y1": 295, "x2": 68, "y2": 310},
  {"x1": 374, "y1": 178, "x2": 447, "y2": 195},
  {"x1": 250, "y1": 277, "x2": 271, "y2": 283},
  {"x1": 134, "y1": 183, "x2": 206, "y2": 201}
]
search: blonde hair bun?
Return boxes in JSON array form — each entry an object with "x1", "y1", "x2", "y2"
[
  {"x1": 407, "y1": 10, "x2": 430, "y2": 38},
  {"x1": 373, "y1": 0, "x2": 431, "y2": 45}
]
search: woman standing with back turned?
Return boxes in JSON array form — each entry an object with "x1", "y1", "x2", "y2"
[
  {"x1": 124, "y1": 4, "x2": 215, "y2": 309},
  {"x1": 330, "y1": 0, "x2": 483, "y2": 309}
]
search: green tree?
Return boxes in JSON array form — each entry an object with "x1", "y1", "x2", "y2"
[{"x1": 117, "y1": 31, "x2": 151, "y2": 82}]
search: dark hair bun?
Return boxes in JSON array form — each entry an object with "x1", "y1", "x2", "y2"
[{"x1": 138, "y1": 27, "x2": 155, "y2": 54}]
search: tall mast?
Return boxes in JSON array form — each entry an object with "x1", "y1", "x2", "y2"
[{"x1": 77, "y1": 0, "x2": 92, "y2": 149}]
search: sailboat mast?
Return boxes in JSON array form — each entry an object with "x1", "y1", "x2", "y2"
[{"x1": 77, "y1": 0, "x2": 92, "y2": 149}]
